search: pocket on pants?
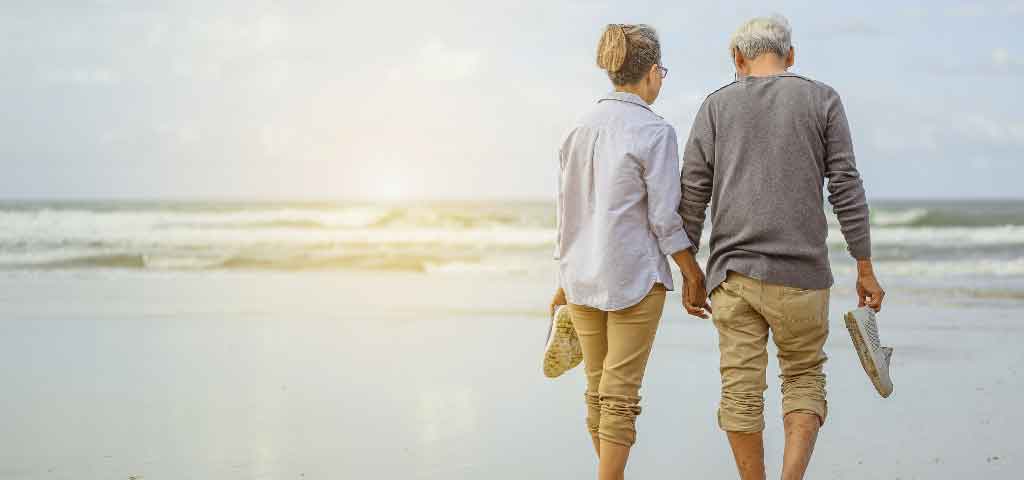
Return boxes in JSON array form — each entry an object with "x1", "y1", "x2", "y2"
[
  {"x1": 780, "y1": 288, "x2": 829, "y2": 337},
  {"x1": 709, "y1": 280, "x2": 743, "y2": 326}
]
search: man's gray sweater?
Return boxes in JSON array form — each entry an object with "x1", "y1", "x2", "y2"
[{"x1": 680, "y1": 72, "x2": 871, "y2": 294}]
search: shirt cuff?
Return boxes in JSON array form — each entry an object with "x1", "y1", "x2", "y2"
[
  {"x1": 847, "y1": 236, "x2": 872, "y2": 260},
  {"x1": 658, "y1": 230, "x2": 693, "y2": 257}
]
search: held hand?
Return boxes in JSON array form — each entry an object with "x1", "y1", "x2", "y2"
[
  {"x1": 671, "y1": 249, "x2": 711, "y2": 319},
  {"x1": 682, "y1": 272, "x2": 712, "y2": 319},
  {"x1": 856, "y1": 259, "x2": 885, "y2": 312},
  {"x1": 550, "y1": 287, "x2": 567, "y2": 317}
]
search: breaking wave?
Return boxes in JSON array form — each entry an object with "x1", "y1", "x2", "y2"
[{"x1": 1, "y1": 200, "x2": 1022, "y2": 275}]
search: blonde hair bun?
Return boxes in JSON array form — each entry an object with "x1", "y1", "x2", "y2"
[{"x1": 596, "y1": 24, "x2": 628, "y2": 73}]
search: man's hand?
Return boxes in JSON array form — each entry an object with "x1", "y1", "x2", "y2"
[
  {"x1": 550, "y1": 287, "x2": 567, "y2": 317},
  {"x1": 683, "y1": 272, "x2": 712, "y2": 319},
  {"x1": 856, "y1": 259, "x2": 885, "y2": 312},
  {"x1": 671, "y1": 249, "x2": 712, "y2": 319}
]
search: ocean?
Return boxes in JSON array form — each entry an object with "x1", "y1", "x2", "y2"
[{"x1": 2, "y1": 198, "x2": 1023, "y2": 298}]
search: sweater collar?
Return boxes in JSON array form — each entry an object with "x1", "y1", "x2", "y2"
[{"x1": 736, "y1": 71, "x2": 803, "y2": 81}]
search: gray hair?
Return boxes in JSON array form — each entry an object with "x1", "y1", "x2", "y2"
[{"x1": 728, "y1": 15, "x2": 792, "y2": 60}]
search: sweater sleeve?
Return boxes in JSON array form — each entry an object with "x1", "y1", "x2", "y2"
[
  {"x1": 823, "y1": 88, "x2": 872, "y2": 259},
  {"x1": 679, "y1": 99, "x2": 715, "y2": 252}
]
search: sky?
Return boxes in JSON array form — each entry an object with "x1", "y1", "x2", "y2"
[{"x1": 1, "y1": 0, "x2": 1022, "y2": 200}]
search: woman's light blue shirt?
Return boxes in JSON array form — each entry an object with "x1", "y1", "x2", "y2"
[{"x1": 555, "y1": 92, "x2": 692, "y2": 310}]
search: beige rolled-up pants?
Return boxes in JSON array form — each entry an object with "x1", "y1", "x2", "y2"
[
  {"x1": 710, "y1": 271, "x2": 830, "y2": 432},
  {"x1": 568, "y1": 283, "x2": 666, "y2": 447}
]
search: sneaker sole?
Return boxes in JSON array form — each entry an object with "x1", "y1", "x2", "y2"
[
  {"x1": 543, "y1": 306, "x2": 582, "y2": 378},
  {"x1": 844, "y1": 311, "x2": 893, "y2": 398}
]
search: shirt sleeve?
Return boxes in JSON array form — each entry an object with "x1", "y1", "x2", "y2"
[
  {"x1": 554, "y1": 147, "x2": 564, "y2": 289},
  {"x1": 641, "y1": 124, "x2": 692, "y2": 256},
  {"x1": 553, "y1": 148, "x2": 563, "y2": 262},
  {"x1": 679, "y1": 99, "x2": 715, "y2": 252},
  {"x1": 822, "y1": 88, "x2": 872, "y2": 260}
]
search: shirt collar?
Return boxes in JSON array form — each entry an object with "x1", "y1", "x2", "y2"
[{"x1": 598, "y1": 91, "x2": 658, "y2": 115}]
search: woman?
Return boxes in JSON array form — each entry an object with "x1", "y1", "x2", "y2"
[{"x1": 550, "y1": 24, "x2": 710, "y2": 479}]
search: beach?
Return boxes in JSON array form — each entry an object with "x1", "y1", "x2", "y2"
[
  {"x1": 1, "y1": 268, "x2": 1021, "y2": 479},
  {"x1": 5, "y1": 0, "x2": 1024, "y2": 476},
  {"x1": 0, "y1": 200, "x2": 1022, "y2": 478}
]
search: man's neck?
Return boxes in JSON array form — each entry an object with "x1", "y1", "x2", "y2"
[
  {"x1": 741, "y1": 53, "x2": 789, "y2": 77},
  {"x1": 745, "y1": 66, "x2": 788, "y2": 77}
]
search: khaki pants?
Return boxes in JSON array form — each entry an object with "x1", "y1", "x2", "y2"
[
  {"x1": 568, "y1": 284, "x2": 666, "y2": 447},
  {"x1": 710, "y1": 271, "x2": 830, "y2": 432}
]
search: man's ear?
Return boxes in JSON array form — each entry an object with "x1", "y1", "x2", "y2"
[
  {"x1": 732, "y1": 47, "x2": 745, "y2": 72},
  {"x1": 786, "y1": 46, "x2": 795, "y2": 68}
]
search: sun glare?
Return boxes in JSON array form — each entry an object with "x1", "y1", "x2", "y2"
[
  {"x1": 348, "y1": 154, "x2": 417, "y2": 202},
  {"x1": 374, "y1": 178, "x2": 409, "y2": 202}
]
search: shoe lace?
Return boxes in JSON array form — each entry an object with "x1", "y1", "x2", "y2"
[{"x1": 863, "y1": 309, "x2": 881, "y2": 351}]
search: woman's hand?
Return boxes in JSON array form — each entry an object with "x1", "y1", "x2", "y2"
[
  {"x1": 671, "y1": 249, "x2": 712, "y2": 319},
  {"x1": 550, "y1": 287, "x2": 567, "y2": 316},
  {"x1": 682, "y1": 269, "x2": 712, "y2": 319}
]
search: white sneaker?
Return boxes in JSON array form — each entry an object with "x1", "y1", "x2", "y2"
[
  {"x1": 844, "y1": 307, "x2": 894, "y2": 398},
  {"x1": 543, "y1": 305, "x2": 583, "y2": 378}
]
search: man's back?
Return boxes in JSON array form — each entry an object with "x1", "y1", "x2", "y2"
[{"x1": 680, "y1": 72, "x2": 871, "y2": 294}]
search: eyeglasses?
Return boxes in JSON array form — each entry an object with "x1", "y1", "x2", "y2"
[{"x1": 656, "y1": 65, "x2": 668, "y2": 79}]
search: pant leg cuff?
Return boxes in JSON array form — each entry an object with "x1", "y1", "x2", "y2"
[
  {"x1": 717, "y1": 408, "x2": 766, "y2": 433},
  {"x1": 597, "y1": 431, "x2": 635, "y2": 447},
  {"x1": 782, "y1": 402, "x2": 828, "y2": 426},
  {"x1": 585, "y1": 392, "x2": 601, "y2": 434}
]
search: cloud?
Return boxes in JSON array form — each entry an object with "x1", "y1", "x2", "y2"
[
  {"x1": 868, "y1": 125, "x2": 940, "y2": 151},
  {"x1": 661, "y1": 90, "x2": 710, "y2": 132},
  {"x1": 187, "y1": 14, "x2": 290, "y2": 55},
  {"x1": 97, "y1": 122, "x2": 202, "y2": 149},
  {"x1": 387, "y1": 39, "x2": 482, "y2": 82},
  {"x1": 944, "y1": 4, "x2": 990, "y2": 17},
  {"x1": 42, "y1": 67, "x2": 121, "y2": 86},
  {"x1": 827, "y1": 19, "x2": 884, "y2": 36},
  {"x1": 4, "y1": 0, "x2": 1024, "y2": 200},
  {"x1": 928, "y1": 47, "x2": 1024, "y2": 75},
  {"x1": 867, "y1": 112, "x2": 1024, "y2": 153},
  {"x1": 954, "y1": 113, "x2": 1024, "y2": 146},
  {"x1": 943, "y1": 2, "x2": 1024, "y2": 17},
  {"x1": 990, "y1": 47, "x2": 1024, "y2": 72}
]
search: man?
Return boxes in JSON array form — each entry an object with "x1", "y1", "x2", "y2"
[{"x1": 679, "y1": 15, "x2": 886, "y2": 480}]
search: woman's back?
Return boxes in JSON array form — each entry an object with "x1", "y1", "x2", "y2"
[{"x1": 556, "y1": 91, "x2": 689, "y2": 311}]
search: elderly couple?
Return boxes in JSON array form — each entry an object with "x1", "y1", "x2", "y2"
[{"x1": 550, "y1": 15, "x2": 887, "y2": 480}]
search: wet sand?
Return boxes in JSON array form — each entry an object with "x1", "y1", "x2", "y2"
[{"x1": 0, "y1": 269, "x2": 1020, "y2": 479}]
